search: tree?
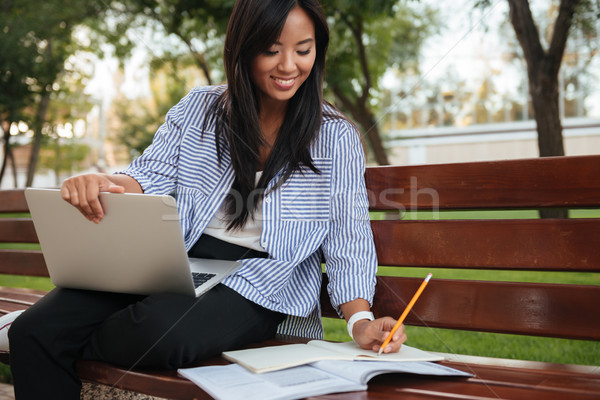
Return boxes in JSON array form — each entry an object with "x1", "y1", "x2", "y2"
[
  {"x1": 478, "y1": 0, "x2": 598, "y2": 157},
  {"x1": 0, "y1": 0, "x2": 39, "y2": 186},
  {"x1": 98, "y1": 1, "x2": 437, "y2": 166},
  {"x1": 0, "y1": 0, "x2": 111, "y2": 187},
  {"x1": 36, "y1": 62, "x2": 95, "y2": 185},
  {"x1": 508, "y1": 0, "x2": 574, "y2": 157},
  {"x1": 91, "y1": 0, "x2": 234, "y2": 85},
  {"x1": 477, "y1": 0, "x2": 598, "y2": 218},
  {"x1": 321, "y1": 0, "x2": 438, "y2": 164},
  {"x1": 113, "y1": 58, "x2": 196, "y2": 159}
]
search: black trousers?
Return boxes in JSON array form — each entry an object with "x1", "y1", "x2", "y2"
[{"x1": 9, "y1": 235, "x2": 283, "y2": 399}]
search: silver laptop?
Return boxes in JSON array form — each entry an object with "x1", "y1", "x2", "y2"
[{"x1": 24, "y1": 188, "x2": 242, "y2": 297}]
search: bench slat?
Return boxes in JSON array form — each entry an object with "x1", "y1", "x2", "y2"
[
  {"x1": 0, "y1": 250, "x2": 49, "y2": 276},
  {"x1": 364, "y1": 277, "x2": 600, "y2": 340},
  {"x1": 0, "y1": 189, "x2": 29, "y2": 213},
  {"x1": 372, "y1": 219, "x2": 600, "y2": 271},
  {"x1": 75, "y1": 356, "x2": 600, "y2": 400},
  {"x1": 0, "y1": 219, "x2": 38, "y2": 243},
  {"x1": 0, "y1": 287, "x2": 47, "y2": 311},
  {"x1": 321, "y1": 276, "x2": 600, "y2": 340},
  {"x1": 365, "y1": 155, "x2": 600, "y2": 210},
  {"x1": 367, "y1": 372, "x2": 600, "y2": 400}
]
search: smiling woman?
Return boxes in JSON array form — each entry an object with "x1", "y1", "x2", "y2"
[{"x1": 7, "y1": 1, "x2": 405, "y2": 399}]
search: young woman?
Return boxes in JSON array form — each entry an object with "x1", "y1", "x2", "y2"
[{"x1": 7, "y1": 0, "x2": 406, "y2": 398}]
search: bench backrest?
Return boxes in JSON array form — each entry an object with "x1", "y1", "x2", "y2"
[
  {"x1": 0, "y1": 190, "x2": 47, "y2": 277},
  {"x1": 320, "y1": 155, "x2": 600, "y2": 341},
  {"x1": 2, "y1": 155, "x2": 600, "y2": 341}
]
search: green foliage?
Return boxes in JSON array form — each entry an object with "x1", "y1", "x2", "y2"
[
  {"x1": 114, "y1": 58, "x2": 193, "y2": 159},
  {"x1": 93, "y1": 0, "x2": 439, "y2": 164},
  {"x1": 322, "y1": 0, "x2": 438, "y2": 109},
  {"x1": 38, "y1": 140, "x2": 91, "y2": 184},
  {"x1": 318, "y1": 0, "x2": 439, "y2": 164},
  {"x1": 0, "y1": 0, "x2": 112, "y2": 185},
  {"x1": 91, "y1": 0, "x2": 234, "y2": 83}
]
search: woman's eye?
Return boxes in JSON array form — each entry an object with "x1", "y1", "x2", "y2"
[
  {"x1": 298, "y1": 49, "x2": 312, "y2": 55},
  {"x1": 264, "y1": 50, "x2": 278, "y2": 56}
]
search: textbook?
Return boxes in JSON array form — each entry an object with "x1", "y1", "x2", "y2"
[
  {"x1": 221, "y1": 340, "x2": 444, "y2": 373},
  {"x1": 178, "y1": 360, "x2": 471, "y2": 400}
]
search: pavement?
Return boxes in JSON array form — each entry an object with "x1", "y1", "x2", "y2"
[{"x1": 0, "y1": 383, "x2": 12, "y2": 400}]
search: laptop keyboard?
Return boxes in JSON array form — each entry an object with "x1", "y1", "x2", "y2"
[{"x1": 191, "y1": 272, "x2": 217, "y2": 288}]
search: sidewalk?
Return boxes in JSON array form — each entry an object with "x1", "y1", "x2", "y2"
[{"x1": 0, "y1": 384, "x2": 13, "y2": 400}]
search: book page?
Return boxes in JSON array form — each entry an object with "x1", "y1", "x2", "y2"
[
  {"x1": 222, "y1": 343, "x2": 354, "y2": 373},
  {"x1": 308, "y1": 341, "x2": 444, "y2": 362},
  {"x1": 311, "y1": 360, "x2": 472, "y2": 384},
  {"x1": 178, "y1": 363, "x2": 366, "y2": 400}
]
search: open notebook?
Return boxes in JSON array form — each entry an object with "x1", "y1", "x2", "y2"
[{"x1": 222, "y1": 340, "x2": 445, "y2": 373}]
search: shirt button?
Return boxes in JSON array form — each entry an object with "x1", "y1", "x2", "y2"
[{"x1": 265, "y1": 197, "x2": 272, "y2": 203}]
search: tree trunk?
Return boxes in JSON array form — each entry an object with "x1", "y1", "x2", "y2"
[
  {"x1": 331, "y1": 13, "x2": 389, "y2": 165},
  {"x1": 332, "y1": 86, "x2": 389, "y2": 165},
  {"x1": 1, "y1": 139, "x2": 19, "y2": 188},
  {"x1": 354, "y1": 110, "x2": 389, "y2": 166},
  {"x1": 529, "y1": 73, "x2": 565, "y2": 157},
  {"x1": 507, "y1": 0, "x2": 579, "y2": 219},
  {"x1": 0, "y1": 119, "x2": 19, "y2": 188},
  {"x1": 26, "y1": 89, "x2": 52, "y2": 187}
]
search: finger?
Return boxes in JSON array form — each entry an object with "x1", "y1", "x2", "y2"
[
  {"x1": 61, "y1": 182, "x2": 71, "y2": 202},
  {"x1": 67, "y1": 189, "x2": 91, "y2": 222},
  {"x1": 382, "y1": 328, "x2": 407, "y2": 354},
  {"x1": 61, "y1": 177, "x2": 81, "y2": 204},
  {"x1": 106, "y1": 183, "x2": 125, "y2": 193},
  {"x1": 86, "y1": 184, "x2": 104, "y2": 222},
  {"x1": 77, "y1": 184, "x2": 95, "y2": 219},
  {"x1": 380, "y1": 316, "x2": 399, "y2": 331}
]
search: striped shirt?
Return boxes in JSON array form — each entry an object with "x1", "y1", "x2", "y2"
[{"x1": 119, "y1": 85, "x2": 378, "y2": 339}]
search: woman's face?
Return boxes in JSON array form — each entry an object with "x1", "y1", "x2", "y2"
[{"x1": 251, "y1": 6, "x2": 317, "y2": 109}]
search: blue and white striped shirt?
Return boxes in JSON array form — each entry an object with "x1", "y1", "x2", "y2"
[{"x1": 119, "y1": 85, "x2": 378, "y2": 338}]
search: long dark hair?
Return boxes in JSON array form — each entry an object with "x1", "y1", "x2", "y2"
[{"x1": 204, "y1": 0, "x2": 330, "y2": 230}]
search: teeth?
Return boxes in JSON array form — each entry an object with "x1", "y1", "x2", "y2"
[{"x1": 274, "y1": 77, "x2": 294, "y2": 85}]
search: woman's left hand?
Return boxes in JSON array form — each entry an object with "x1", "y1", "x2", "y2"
[{"x1": 352, "y1": 317, "x2": 406, "y2": 354}]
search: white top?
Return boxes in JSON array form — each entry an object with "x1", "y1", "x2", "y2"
[{"x1": 203, "y1": 172, "x2": 266, "y2": 252}]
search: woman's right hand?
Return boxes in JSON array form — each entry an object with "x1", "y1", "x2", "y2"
[{"x1": 61, "y1": 173, "x2": 126, "y2": 224}]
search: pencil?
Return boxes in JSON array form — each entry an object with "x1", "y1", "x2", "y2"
[{"x1": 378, "y1": 273, "x2": 432, "y2": 356}]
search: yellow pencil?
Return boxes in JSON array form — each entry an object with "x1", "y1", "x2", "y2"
[{"x1": 378, "y1": 273, "x2": 432, "y2": 356}]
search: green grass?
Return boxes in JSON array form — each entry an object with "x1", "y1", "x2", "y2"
[
  {"x1": 0, "y1": 274, "x2": 54, "y2": 291},
  {"x1": 372, "y1": 208, "x2": 600, "y2": 221}
]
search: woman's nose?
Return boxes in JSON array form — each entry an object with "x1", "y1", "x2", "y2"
[{"x1": 277, "y1": 52, "x2": 295, "y2": 72}]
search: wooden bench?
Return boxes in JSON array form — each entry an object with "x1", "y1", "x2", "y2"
[{"x1": 1, "y1": 154, "x2": 599, "y2": 399}]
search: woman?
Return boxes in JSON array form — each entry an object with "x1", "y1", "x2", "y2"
[{"x1": 7, "y1": 0, "x2": 406, "y2": 398}]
